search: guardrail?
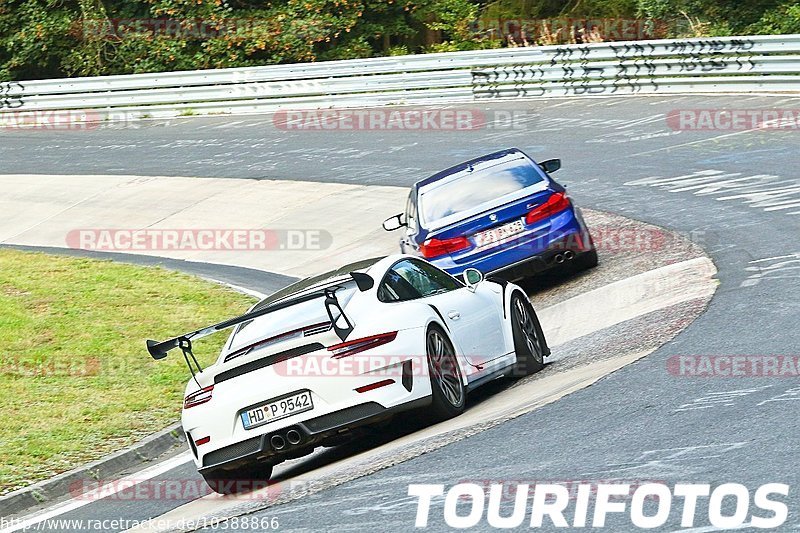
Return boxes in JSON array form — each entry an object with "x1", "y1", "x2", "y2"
[{"x1": 0, "y1": 34, "x2": 798, "y2": 120}]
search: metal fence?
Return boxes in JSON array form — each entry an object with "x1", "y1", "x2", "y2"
[{"x1": 0, "y1": 34, "x2": 798, "y2": 121}]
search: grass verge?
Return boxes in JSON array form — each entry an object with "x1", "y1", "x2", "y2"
[{"x1": 0, "y1": 249, "x2": 256, "y2": 495}]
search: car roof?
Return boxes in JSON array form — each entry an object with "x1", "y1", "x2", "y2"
[
  {"x1": 248, "y1": 254, "x2": 418, "y2": 312},
  {"x1": 413, "y1": 148, "x2": 530, "y2": 193},
  {"x1": 221, "y1": 254, "x2": 430, "y2": 356},
  {"x1": 250, "y1": 256, "x2": 386, "y2": 311}
]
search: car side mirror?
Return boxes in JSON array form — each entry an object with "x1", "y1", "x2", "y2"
[
  {"x1": 382, "y1": 213, "x2": 406, "y2": 231},
  {"x1": 463, "y1": 268, "x2": 484, "y2": 292},
  {"x1": 540, "y1": 158, "x2": 561, "y2": 174}
]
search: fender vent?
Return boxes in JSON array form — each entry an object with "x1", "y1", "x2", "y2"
[{"x1": 304, "y1": 323, "x2": 332, "y2": 336}]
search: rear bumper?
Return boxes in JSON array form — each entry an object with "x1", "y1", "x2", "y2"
[
  {"x1": 436, "y1": 208, "x2": 593, "y2": 281},
  {"x1": 486, "y1": 244, "x2": 592, "y2": 282},
  {"x1": 186, "y1": 327, "x2": 430, "y2": 472},
  {"x1": 198, "y1": 397, "x2": 429, "y2": 474}
]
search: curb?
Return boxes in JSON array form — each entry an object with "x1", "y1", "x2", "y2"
[{"x1": 0, "y1": 423, "x2": 185, "y2": 518}]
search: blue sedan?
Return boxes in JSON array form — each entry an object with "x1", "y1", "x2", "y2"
[{"x1": 382, "y1": 148, "x2": 598, "y2": 281}]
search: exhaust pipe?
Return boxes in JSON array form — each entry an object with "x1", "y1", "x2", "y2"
[
  {"x1": 270, "y1": 434, "x2": 286, "y2": 450},
  {"x1": 286, "y1": 429, "x2": 302, "y2": 445},
  {"x1": 564, "y1": 250, "x2": 575, "y2": 260},
  {"x1": 554, "y1": 254, "x2": 565, "y2": 264}
]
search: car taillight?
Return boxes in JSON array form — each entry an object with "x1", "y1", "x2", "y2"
[
  {"x1": 328, "y1": 331, "x2": 398, "y2": 359},
  {"x1": 184, "y1": 385, "x2": 214, "y2": 409},
  {"x1": 525, "y1": 192, "x2": 571, "y2": 225},
  {"x1": 420, "y1": 236, "x2": 471, "y2": 259},
  {"x1": 355, "y1": 379, "x2": 395, "y2": 393}
]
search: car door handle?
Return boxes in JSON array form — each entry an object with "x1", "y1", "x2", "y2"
[{"x1": 448, "y1": 311, "x2": 461, "y2": 320}]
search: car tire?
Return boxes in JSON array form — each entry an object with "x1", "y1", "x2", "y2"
[
  {"x1": 511, "y1": 293, "x2": 546, "y2": 376},
  {"x1": 201, "y1": 463, "x2": 273, "y2": 495},
  {"x1": 425, "y1": 325, "x2": 466, "y2": 421}
]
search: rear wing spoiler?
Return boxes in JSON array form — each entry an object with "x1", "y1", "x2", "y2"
[
  {"x1": 147, "y1": 289, "x2": 324, "y2": 360},
  {"x1": 146, "y1": 271, "x2": 374, "y2": 360}
]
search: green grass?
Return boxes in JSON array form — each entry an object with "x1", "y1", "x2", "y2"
[{"x1": 0, "y1": 249, "x2": 256, "y2": 495}]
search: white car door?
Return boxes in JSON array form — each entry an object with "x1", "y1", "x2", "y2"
[
  {"x1": 381, "y1": 259, "x2": 505, "y2": 368},
  {"x1": 427, "y1": 286, "x2": 506, "y2": 368}
]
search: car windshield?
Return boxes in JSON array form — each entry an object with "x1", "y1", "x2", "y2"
[{"x1": 419, "y1": 158, "x2": 546, "y2": 225}]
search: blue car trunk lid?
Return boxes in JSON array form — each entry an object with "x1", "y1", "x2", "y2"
[{"x1": 426, "y1": 189, "x2": 555, "y2": 261}]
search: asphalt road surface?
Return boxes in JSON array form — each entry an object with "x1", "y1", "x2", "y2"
[{"x1": 3, "y1": 94, "x2": 800, "y2": 531}]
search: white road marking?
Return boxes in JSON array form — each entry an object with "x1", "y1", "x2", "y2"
[
  {"x1": 212, "y1": 121, "x2": 245, "y2": 129},
  {"x1": 547, "y1": 101, "x2": 576, "y2": 108},
  {"x1": 625, "y1": 127, "x2": 763, "y2": 157},
  {"x1": 0, "y1": 453, "x2": 192, "y2": 533},
  {"x1": 614, "y1": 113, "x2": 665, "y2": 130},
  {"x1": 674, "y1": 387, "x2": 771, "y2": 413},
  {"x1": 583, "y1": 443, "x2": 748, "y2": 478},
  {"x1": 206, "y1": 279, "x2": 267, "y2": 300},
  {"x1": 627, "y1": 170, "x2": 800, "y2": 216},
  {"x1": 650, "y1": 98, "x2": 681, "y2": 105},
  {"x1": 757, "y1": 386, "x2": 800, "y2": 406},
  {"x1": 742, "y1": 253, "x2": 800, "y2": 287},
  {"x1": 750, "y1": 253, "x2": 800, "y2": 263}
]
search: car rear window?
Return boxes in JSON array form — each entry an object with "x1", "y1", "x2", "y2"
[
  {"x1": 419, "y1": 159, "x2": 546, "y2": 225},
  {"x1": 250, "y1": 256, "x2": 383, "y2": 311}
]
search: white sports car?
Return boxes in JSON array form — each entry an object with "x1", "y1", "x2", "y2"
[{"x1": 147, "y1": 255, "x2": 549, "y2": 493}]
